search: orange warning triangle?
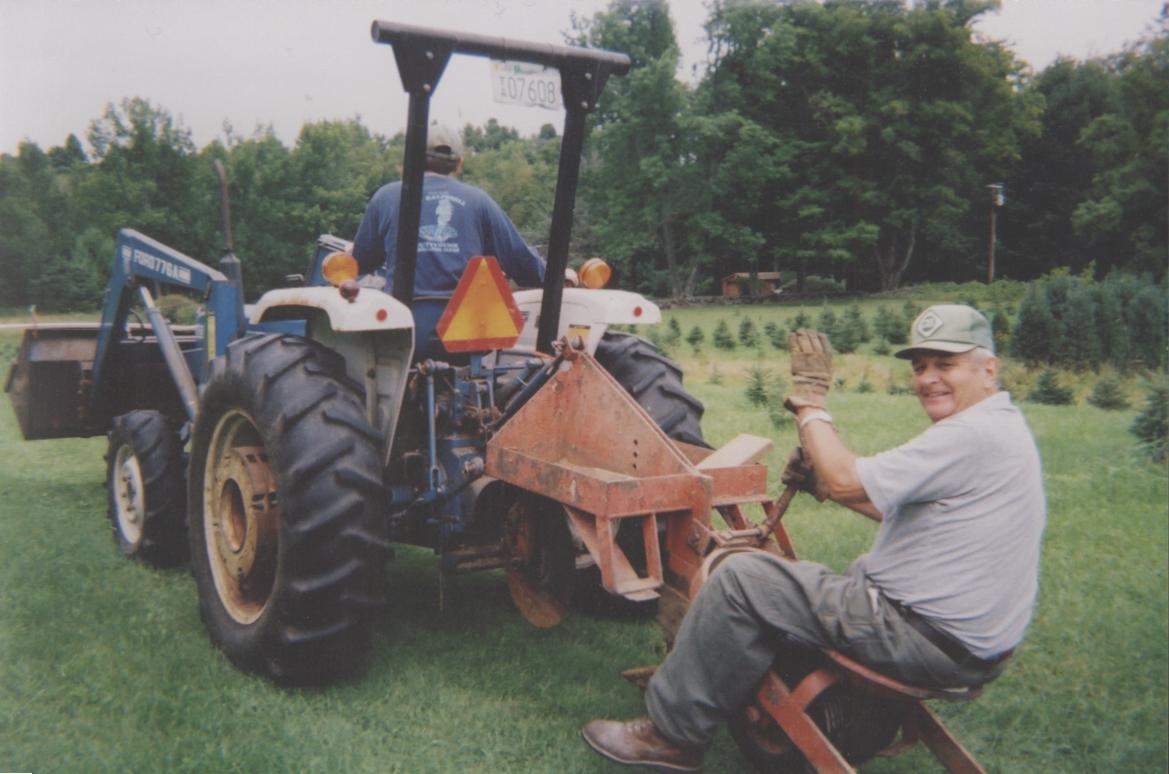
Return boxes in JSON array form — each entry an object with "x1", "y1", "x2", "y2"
[{"x1": 436, "y1": 256, "x2": 526, "y2": 353}]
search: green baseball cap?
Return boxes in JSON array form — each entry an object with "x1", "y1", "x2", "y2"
[{"x1": 894, "y1": 304, "x2": 994, "y2": 359}]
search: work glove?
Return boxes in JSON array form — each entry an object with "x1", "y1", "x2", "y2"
[
  {"x1": 784, "y1": 328, "x2": 833, "y2": 412},
  {"x1": 781, "y1": 446, "x2": 827, "y2": 501}
]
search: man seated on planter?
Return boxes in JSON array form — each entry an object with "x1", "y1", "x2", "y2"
[{"x1": 581, "y1": 304, "x2": 1047, "y2": 772}]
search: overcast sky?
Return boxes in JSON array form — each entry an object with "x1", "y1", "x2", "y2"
[{"x1": 1, "y1": 0, "x2": 1163, "y2": 157}]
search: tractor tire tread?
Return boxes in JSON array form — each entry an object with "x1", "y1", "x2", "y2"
[
  {"x1": 105, "y1": 409, "x2": 187, "y2": 567},
  {"x1": 189, "y1": 333, "x2": 388, "y2": 684}
]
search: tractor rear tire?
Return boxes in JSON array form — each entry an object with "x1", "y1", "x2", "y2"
[
  {"x1": 575, "y1": 330, "x2": 707, "y2": 617},
  {"x1": 188, "y1": 333, "x2": 389, "y2": 684},
  {"x1": 106, "y1": 410, "x2": 187, "y2": 567},
  {"x1": 729, "y1": 647, "x2": 907, "y2": 772},
  {"x1": 594, "y1": 330, "x2": 705, "y2": 448}
]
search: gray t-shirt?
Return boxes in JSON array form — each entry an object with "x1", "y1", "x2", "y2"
[{"x1": 854, "y1": 392, "x2": 1045, "y2": 658}]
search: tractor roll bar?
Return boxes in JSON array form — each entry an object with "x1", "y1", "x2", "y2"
[
  {"x1": 371, "y1": 21, "x2": 631, "y2": 73},
  {"x1": 371, "y1": 20, "x2": 631, "y2": 354}
]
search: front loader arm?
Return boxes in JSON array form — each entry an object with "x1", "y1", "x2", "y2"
[{"x1": 89, "y1": 229, "x2": 242, "y2": 421}]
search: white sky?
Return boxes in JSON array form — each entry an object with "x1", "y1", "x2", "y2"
[{"x1": 0, "y1": 0, "x2": 1163, "y2": 157}]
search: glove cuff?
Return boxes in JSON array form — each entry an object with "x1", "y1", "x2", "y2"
[{"x1": 797, "y1": 409, "x2": 834, "y2": 430}]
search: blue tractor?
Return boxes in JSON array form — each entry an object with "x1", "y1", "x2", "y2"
[{"x1": 7, "y1": 21, "x2": 715, "y2": 684}]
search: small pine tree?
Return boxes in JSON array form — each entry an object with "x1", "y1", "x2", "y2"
[
  {"x1": 768, "y1": 391, "x2": 792, "y2": 430},
  {"x1": 764, "y1": 320, "x2": 787, "y2": 350},
  {"x1": 1012, "y1": 284, "x2": 1058, "y2": 365},
  {"x1": 713, "y1": 320, "x2": 737, "y2": 350},
  {"x1": 902, "y1": 300, "x2": 922, "y2": 326},
  {"x1": 791, "y1": 311, "x2": 811, "y2": 330},
  {"x1": 745, "y1": 365, "x2": 770, "y2": 407},
  {"x1": 1127, "y1": 285, "x2": 1169, "y2": 370},
  {"x1": 645, "y1": 326, "x2": 672, "y2": 357},
  {"x1": 1061, "y1": 286, "x2": 1101, "y2": 370},
  {"x1": 874, "y1": 306, "x2": 907, "y2": 344},
  {"x1": 816, "y1": 308, "x2": 839, "y2": 339},
  {"x1": 686, "y1": 325, "x2": 705, "y2": 351},
  {"x1": 991, "y1": 308, "x2": 1011, "y2": 352},
  {"x1": 1130, "y1": 377, "x2": 1169, "y2": 462},
  {"x1": 708, "y1": 364, "x2": 724, "y2": 385},
  {"x1": 738, "y1": 317, "x2": 760, "y2": 348},
  {"x1": 1088, "y1": 377, "x2": 1130, "y2": 411},
  {"x1": 843, "y1": 303, "x2": 871, "y2": 343},
  {"x1": 1094, "y1": 283, "x2": 1130, "y2": 367},
  {"x1": 873, "y1": 338, "x2": 892, "y2": 356},
  {"x1": 665, "y1": 317, "x2": 683, "y2": 346},
  {"x1": 1028, "y1": 369, "x2": 1074, "y2": 405},
  {"x1": 831, "y1": 323, "x2": 859, "y2": 353}
]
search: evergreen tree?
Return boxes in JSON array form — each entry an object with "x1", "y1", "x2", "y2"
[
  {"x1": 1094, "y1": 281, "x2": 1131, "y2": 366},
  {"x1": 764, "y1": 320, "x2": 787, "y2": 350},
  {"x1": 843, "y1": 303, "x2": 871, "y2": 343},
  {"x1": 686, "y1": 325, "x2": 705, "y2": 350},
  {"x1": 713, "y1": 319, "x2": 736, "y2": 350},
  {"x1": 745, "y1": 365, "x2": 770, "y2": 407},
  {"x1": 1029, "y1": 369, "x2": 1075, "y2": 405},
  {"x1": 1127, "y1": 285, "x2": 1169, "y2": 369},
  {"x1": 902, "y1": 301, "x2": 922, "y2": 327},
  {"x1": 816, "y1": 307, "x2": 839, "y2": 339},
  {"x1": 768, "y1": 389, "x2": 792, "y2": 429},
  {"x1": 1088, "y1": 377, "x2": 1130, "y2": 410},
  {"x1": 1061, "y1": 286, "x2": 1101, "y2": 370},
  {"x1": 1012, "y1": 284, "x2": 1058, "y2": 364},
  {"x1": 991, "y1": 308, "x2": 1012, "y2": 352},
  {"x1": 738, "y1": 317, "x2": 759, "y2": 348},
  {"x1": 874, "y1": 306, "x2": 907, "y2": 344},
  {"x1": 1131, "y1": 377, "x2": 1169, "y2": 462}
]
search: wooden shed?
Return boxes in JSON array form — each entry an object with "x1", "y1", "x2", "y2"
[{"x1": 720, "y1": 272, "x2": 785, "y2": 298}]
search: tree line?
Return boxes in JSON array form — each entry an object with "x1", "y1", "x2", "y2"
[{"x1": 0, "y1": 0, "x2": 1165, "y2": 311}]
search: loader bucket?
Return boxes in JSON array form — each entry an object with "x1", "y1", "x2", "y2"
[{"x1": 5, "y1": 325, "x2": 102, "y2": 440}]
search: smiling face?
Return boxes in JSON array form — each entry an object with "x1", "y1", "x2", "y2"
[{"x1": 911, "y1": 348, "x2": 999, "y2": 422}]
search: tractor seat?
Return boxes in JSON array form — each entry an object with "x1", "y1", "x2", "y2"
[{"x1": 822, "y1": 649, "x2": 985, "y2": 702}]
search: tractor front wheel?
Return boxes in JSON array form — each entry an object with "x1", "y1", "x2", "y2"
[
  {"x1": 105, "y1": 410, "x2": 187, "y2": 566},
  {"x1": 188, "y1": 334, "x2": 388, "y2": 683}
]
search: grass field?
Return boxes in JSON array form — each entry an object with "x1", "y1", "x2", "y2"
[{"x1": 1, "y1": 299, "x2": 1167, "y2": 772}]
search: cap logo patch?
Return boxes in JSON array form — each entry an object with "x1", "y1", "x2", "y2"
[{"x1": 916, "y1": 311, "x2": 944, "y2": 338}]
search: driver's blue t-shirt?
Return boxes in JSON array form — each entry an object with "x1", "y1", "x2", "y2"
[{"x1": 352, "y1": 173, "x2": 545, "y2": 296}]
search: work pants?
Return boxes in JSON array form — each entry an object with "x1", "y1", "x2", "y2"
[{"x1": 645, "y1": 552, "x2": 1002, "y2": 747}]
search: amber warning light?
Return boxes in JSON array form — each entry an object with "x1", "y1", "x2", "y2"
[{"x1": 436, "y1": 256, "x2": 525, "y2": 353}]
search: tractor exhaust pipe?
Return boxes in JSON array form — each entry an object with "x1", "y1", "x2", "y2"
[{"x1": 212, "y1": 160, "x2": 247, "y2": 337}]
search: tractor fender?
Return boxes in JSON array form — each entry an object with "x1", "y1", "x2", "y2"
[
  {"x1": 249, "y1": 286, "x2": 414, "y2": 333},
  {"x1": 511, "y1": 288, "x2": 661, "y2": 354}
]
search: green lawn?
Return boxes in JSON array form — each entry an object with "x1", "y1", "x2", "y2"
[{"x1": 1, "y1": 307, "x2": 1167, "y2": 772}]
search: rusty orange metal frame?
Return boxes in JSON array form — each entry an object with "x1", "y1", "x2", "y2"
[{"x1": 486, "y1": 349, "x2": 772, "y2": 600}]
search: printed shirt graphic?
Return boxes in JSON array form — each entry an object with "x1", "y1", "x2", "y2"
[
  {"x1": 418, "y1": 194, "x2": 459, "y2": 246},
  {"x1": 352, "y1": 174, "x2": 545, "y2": 297}
]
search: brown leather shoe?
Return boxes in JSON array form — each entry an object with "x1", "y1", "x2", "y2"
[{"x1": 581, "y1": 717, "x2": 704, "y2": 772}]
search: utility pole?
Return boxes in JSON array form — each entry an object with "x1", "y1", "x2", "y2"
[{"x1": 986, "y1": 183, "x2": 1004, "y2": 283}]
